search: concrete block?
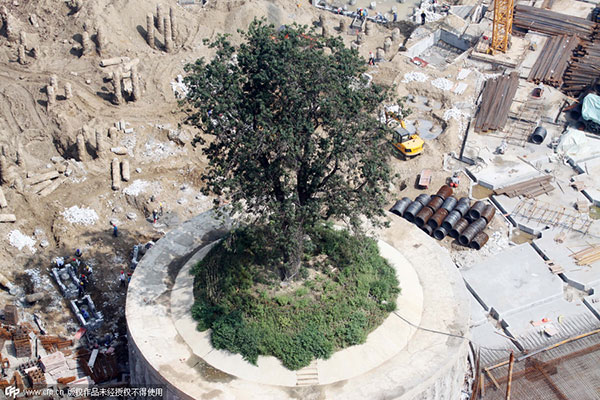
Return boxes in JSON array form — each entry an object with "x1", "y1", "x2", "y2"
[
  {"x1": 533, "y1": 230, "x2": 600, "y2": 292},
  {"x1": 461, "y1": 244, "x2": 563, "y2": 320}
]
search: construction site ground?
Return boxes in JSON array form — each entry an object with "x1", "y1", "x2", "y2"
[{"x1": 0, "y1": 0, "x2": 599, "y2": 398}]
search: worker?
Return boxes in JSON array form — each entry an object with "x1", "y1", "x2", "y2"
[
  {"x1": 75, "y1": 249, "x2": 82, "y2": 257},
  {"x1": 71, "y1": 258, "x2": 80, "y2": 268},
  {"x1": 80, "y1": 274, "x2": 88, "y2": 289},
  {"x1": 368, "y1": 51, "x2": 375, "y2": 65},
  {"x1": 113, "y1": 224, "x2": 118, "y2": 237},
  {"x1": 56, "y1": 257, "x2": 64, "y2": 268},
  {"x1": 421, "y1": 12, "x2": 426, "y2": 25},
  {"x1": 159, "y1": 202, "x2": 163, "y2": 216},
  {"x1": 393, "y1": 11, "x2": 398, "y2": 22},
  {"x1": 119, "y1": 270, "x2": 126, "y2": 287},
  {"x1": 81, "y1": 309, "x2": 89, "y2": 321},
  {"x1": 84, "y1": 264, "x2": 93, "y2": 278},
  {"x1": 152, "y1": 209, "x2": 158, "y2": 224},
  {"x1": 78, "y1": 281, "x2": 85, "y2": 298}
]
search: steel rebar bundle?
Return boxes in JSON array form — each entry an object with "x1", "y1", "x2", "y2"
[
  {"x1": 513, "y1": 5, "x2": 598, "y2": 39},
  {"x1": 474, "y1": 72, "x2": 520, "y2": 133},
  {"x1": 528, "y1": 35, "x2": 579, "y2": 87},
  {"x1": 563, "y1": 42, "x2": 600, "y2": 95}
]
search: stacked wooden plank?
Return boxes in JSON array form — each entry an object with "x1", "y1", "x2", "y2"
[
  {"x1": 528, "y1": 35, "x2": 579, "y2": 87},
  {"x1": 474, "y1": 72, "x2": 520, "y2": 133},
  {"x1": 493, "y1": 175, "x2": 554, "y2": 198},
  {"x1": 39, "y1": 335, "x2": 73, "y2": 352},
  {"x1": 570, "y1": 245, "x2": 600, "y2": 265},
  {"x1": 563, "y1": 42, "x2": 600, "y2": 95},
  {"x1": 513, "y1": 5, "x2": 598, "y2": 40}
]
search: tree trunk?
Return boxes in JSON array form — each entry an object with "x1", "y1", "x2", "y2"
[{"x1": 283, "y1": 224, "x2": 304, "y2": 281}]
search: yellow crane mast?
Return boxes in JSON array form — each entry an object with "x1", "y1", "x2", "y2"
[{"x1": 491, "y1": 0, "x2": 514, "y2": 53}]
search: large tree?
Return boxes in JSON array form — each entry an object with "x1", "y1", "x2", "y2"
[{"x1": 184, "y1": 19, "x2": 396, "y2": 279}]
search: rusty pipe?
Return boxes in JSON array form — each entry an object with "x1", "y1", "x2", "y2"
[
  {"x1": 415, "y1": 206, "x2": 434, "y2": 228},
  {"x1": 480, "y1": 204, "x2": 496, "y2": 223},
  {"x1": 449, "y1": 218, "x2": 469, "y2": 238},
  {"x1": 470, "y1": 231, "x2": 489, "y2": 250},
  {"x1": 426, "y1": 196, "x2": 444, "y2": 212},
  {"x1": 435, "y1": 184, "x2": 453, "y2": 200},
  {"x1": 428, "y1": 208, "x2": 449, "y2": 230}
]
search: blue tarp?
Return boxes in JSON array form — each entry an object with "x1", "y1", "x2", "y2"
[{"x1": 581, "y1": 93, "x2": 600, "y2": 125}]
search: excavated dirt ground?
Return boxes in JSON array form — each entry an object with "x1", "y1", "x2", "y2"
[{"x1": 0, "y1": 0, "x2": 491, "y2": 374}]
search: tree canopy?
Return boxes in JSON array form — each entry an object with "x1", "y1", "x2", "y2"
[{"x1": 184, "y1": 19, "x2": 397, "y2": 279}]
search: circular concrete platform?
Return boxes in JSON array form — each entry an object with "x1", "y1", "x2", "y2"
[
  {"x1": 126, "y1": 211, "x2": 471, "y2": 400},
  {"x1": 170, "y1": 238, "x2": 424, "y2": 386}
]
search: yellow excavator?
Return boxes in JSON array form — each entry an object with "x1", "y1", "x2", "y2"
[{"x1": 386, "y1": 111, "x2": 424, "y2": 158}]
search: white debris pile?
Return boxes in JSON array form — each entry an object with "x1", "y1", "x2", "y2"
[
  {"x1": 143, "y1": 138, "x2": 186, "y2": 161},
  {"x1": 61, "y1": 206, "x2": 99, "y2": 225},
  {"x1": 457, "y1": 69, "x2": 472, "y2": 80},
  {"x1": 120, "y1": 134, "x2": 137, "y2": 157},
  {"x1": 123, "y1": 180, "x2": 162, "y2": 196},
  {"x1": 25, "y1": 268, "x2": 54, "y2": 291},
  {"x1": 8, "y1": 230, "x2": 37, "y2": 253},
  {"x1": 171, "y1": 75, "x2": 189, "y2": 99},
  {"x1": 452, "y1": 231, "x2": 510, "y2": 269},
  {"x1": 431, "y1": 78, "x2": 454, "y2": 91},
  {"x1": 453, "y1": 82, "x2": 468, "y2": 95},
  {"x1": 401, "y1": 71, "x2": 429, "y2": 83},
  {"x1": 443, "y1": 108, "x2": 467, "y2": 122}
]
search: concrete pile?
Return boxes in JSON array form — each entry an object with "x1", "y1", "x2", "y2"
[
  {"x1": 390, "y1": 186, "x2": 495, "y2": 249},
  {"x1": 148, "y1": 4, "x2": 177, "y2": 52},
  {"x1": 100, "y1": 57, "x2": 142, "y2": 104}
]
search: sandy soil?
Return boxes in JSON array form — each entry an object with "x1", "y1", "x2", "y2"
[{"x1": 0, "y1": 0, "x2": 493, "y2": 374}]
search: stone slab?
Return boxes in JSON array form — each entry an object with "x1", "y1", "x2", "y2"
[
  {"x1": 533, "y1": 230, "x2": 600, "y2": 292},
  {"x1": 461, "y1": 244, "x2": 563, "y2": 320},
  {"x1": 469, "y1": 158, "x2": 541, "y2": 190}
]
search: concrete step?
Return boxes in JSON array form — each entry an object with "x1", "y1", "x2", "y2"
[{"x1": 296, "y1": 363, "x2": 319, "y2": 386}]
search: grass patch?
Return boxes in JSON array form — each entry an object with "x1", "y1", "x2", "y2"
[{"x1": 191, "y1": 224, "x2": 400, "y2": 370}]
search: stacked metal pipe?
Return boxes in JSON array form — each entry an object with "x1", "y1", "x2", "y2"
[{"x1": 388, "y1": 188, "x2": 496, "y2": 250}]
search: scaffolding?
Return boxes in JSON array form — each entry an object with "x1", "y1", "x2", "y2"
[
  {"x1": 491, "y1": 0, "x2": 514, "y2": 54},
  {"x1": 471, "y1": 329, "x2": 600, "y2": 400}
]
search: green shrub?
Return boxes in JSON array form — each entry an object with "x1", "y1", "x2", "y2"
[{"x1": 191, "y1": 224, "x2": 400, "y2": 370}]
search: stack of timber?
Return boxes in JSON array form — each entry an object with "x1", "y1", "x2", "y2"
[
  {"x1": 513, "y1": 5, "x2": 598, "y2": 40},
  {"x1": 493, "y1": 175, "x2": 554, "y2": 198},
  {"x1": 570, "y1": 245, "x2": 600, "y2": 265},
  {"x1": 563, "y1": 42, "x2": 600, "y2": 95},
  {"x1": 528, "y1": 35, "x2": 579, "y2": 87},
  {"x1": 474, "y1": 72, "x2": 519, "y2": 133}
]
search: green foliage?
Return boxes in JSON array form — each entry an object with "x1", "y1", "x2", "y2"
[
  {"x1": 192, "y1": 225, "x2": 400, "y2": 370},
  {"x1": 183, "y1": 19, "x2": 396, "y2": 278}
]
